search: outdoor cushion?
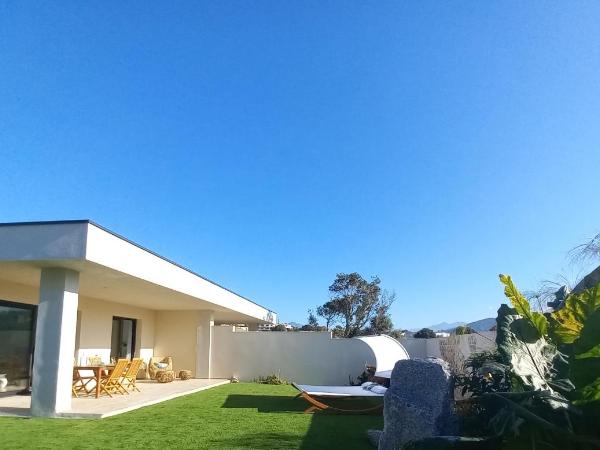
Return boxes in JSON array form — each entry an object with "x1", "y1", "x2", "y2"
[
  {"x1": 360, "y1": 381, "x2": 387, "y2": 394},
  {"x1": 365, "y1": 384, "x2": 387, "y2": 394}
]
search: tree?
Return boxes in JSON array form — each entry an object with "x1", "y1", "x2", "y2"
[
  {"x1": 300, "y1": 309, "x2": 320, "y2": 331},
  {"x1": 454, "y1": 325, "x2": 475, "y2": 335},
  {"x1": 389, "y1": 329, "x2": 405, "y2": 340},
  {"x1": 363, "y1": 304, "x2": 394, "y2": 335},
  {"x1": 414, "y1": 328, "x2": 437, "y2": 339},
  {"x1": 307, "y1": 309, "x2": 319, "y2": 328},
  {"x1": 271, "y1": 324, "x2": 287, "y2": 331},
  {"x1": 569, "y1": 232, "x2": 600, "y2": 264},
  {"x1": 316, "y1": 303, "x2": 337, "y2": 330},
  {"x1": 332, "y1": 325, "x2": 345, "y2": 338},
  {"x1": 299, "y1": 309, "x2": 327, "y2": 331},
  {"x1": 316, "y1": 273, "x2": 395, "y2": 338}
]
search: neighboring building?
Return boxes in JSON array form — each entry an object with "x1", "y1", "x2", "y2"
[
  {"x1": 256, "y1": 322, "x2": 294, "y2": 331},
  {"x1": 547, "y1": 264, "x2": 600, "y2": 310},
  {"x1": 0, "y1": 220, "x2": 277, "y2": 417}
]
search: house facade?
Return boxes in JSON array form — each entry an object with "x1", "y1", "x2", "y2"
[{"x1": 0, "y1": 220, "x2": 276, "y2": 417}]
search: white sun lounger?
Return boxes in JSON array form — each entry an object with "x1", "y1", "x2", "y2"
[
  {"x1": 293, "y1": 383, "x2": 385, "y2": 398},
  {"x1": 292, "y1": 383, "x2": 384, "y2": 414}
]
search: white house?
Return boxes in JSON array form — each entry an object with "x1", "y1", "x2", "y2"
[
  {"x1": 0, "y1": 220, "x2": 413, "y2": 419},
  {"x1": 0, "y1": 220, "x2": 277, "y2": 417}
]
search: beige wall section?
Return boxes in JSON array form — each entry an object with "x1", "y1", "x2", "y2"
[
  {"x1": 211, "y1": 328, "x2": 378, "y2": 385},
  {"x1": 76, "y1": 297, "x2": 156, "y2": 365},
  {"x1": 0, "y1": 279, "x2": 156, "y2": 366},
  {"x1": 0, "y1": 279, "x2": 39, "y2": 305},
  {"x1": 154, "y1": 311, "x2": 201, "y2": 376}
]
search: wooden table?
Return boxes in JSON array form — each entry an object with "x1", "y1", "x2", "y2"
[{"x1": 73, "y1": 365, "x2": 114, "y2": 398}]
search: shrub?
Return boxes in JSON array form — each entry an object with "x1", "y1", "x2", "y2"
[
  {"x1": 254, "y1": 372, "x2": 289, "y2": 385},
  {"x1": 414, "y1": 328, "x2": 437, "y2": 339},
  {"x1": 454, "y1": 350, "x2": 510, "y2": 397},
  {"x1": 456, "y1": 275, "x2": 600, "y2": 448},
  {"x1": 454, "y1": 325, "x2": 475, "y2": 335}
]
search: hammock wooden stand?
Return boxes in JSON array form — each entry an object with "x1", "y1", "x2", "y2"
[{"x1": 293, "y1": 384, "x2": 384, "y2": 414}]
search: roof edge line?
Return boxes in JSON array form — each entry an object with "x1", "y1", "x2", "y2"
[{"x1": 0, "y1": 219, "x2": 275, "y2": 315}]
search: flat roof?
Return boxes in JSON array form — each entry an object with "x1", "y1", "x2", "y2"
[{"x1": 0, "y1": 219, "x2": 275, "y2": 316}]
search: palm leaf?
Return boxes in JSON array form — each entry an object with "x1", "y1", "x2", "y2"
[
  {"x1": 550, "y1": 285, "x2": 600, "y2": 344},
  {"x1": 496, "y1": 305, "x2": 558, "y2": 393},
  {"x1": 500, "y1": 274, "x2": 548, "y2": 338}
]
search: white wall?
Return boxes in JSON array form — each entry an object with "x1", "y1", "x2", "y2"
[
  {"x1": 154, "y1": 310, "x2": 202, "y2": 375},
  {"x1": 400, "y1": 332, "x2": 496, "y2": 360},
  {"x1": 211, "y1": 328, "x2": 407, "y2": 385}
]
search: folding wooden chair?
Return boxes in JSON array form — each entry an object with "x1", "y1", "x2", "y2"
[
  {"x1": 121, "y1": 358, "x2": 144, "y2": 392},
  {"x1": 99, "y1": 359, "x2": 130, "y2": 397},
  {"x1": 72, "y1": 367, "x2": 95, "y2": 397}
]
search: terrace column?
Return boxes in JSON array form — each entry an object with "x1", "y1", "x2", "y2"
[
  {"x1": 196, "y1": 310, "x2": 214, "y2": 378},
  {"x1": 31, "y1": 268, "x2": 79, "y2": 417}
]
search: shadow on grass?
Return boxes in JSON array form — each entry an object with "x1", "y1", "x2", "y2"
[
  {"x1": 221, "y1": 394, "x2": 382, "y2": 449},
  {"x1": 206, "y1": 432, "x2": 305, "y2": 450},
  {"x1": 222, "y1": 394, "x2": 383, "y2": 414},
  {"x1": 221, "y1": 394, "x2": 306, "y2": 413},
  {"x1": 211, "y1": 415, "x2": 380, "y2": 450}
]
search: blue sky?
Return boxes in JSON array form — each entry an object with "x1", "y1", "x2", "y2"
[{"x1": 1, "y1": 2, "x2": 600, "y2": 328}]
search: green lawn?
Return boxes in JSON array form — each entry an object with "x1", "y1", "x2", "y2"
[{"x1": 1, "y1": 383, "x2": 382, "y2": 449}]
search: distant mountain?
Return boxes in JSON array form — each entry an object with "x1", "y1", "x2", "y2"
[
  {"x1": 423, "y1": 321, "x2": 466, "y2": 332},
  {"x1": 411, "y1": 318, "x2": 496, "y2": 333},
  {"x1": 467, "y1": 317, "x2": 496, "y2": 332}
]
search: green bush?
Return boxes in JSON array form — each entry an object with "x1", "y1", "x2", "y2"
[
  {"x1": 254, "y1": 372, "x2": 289, "y2": 385},
  {"x1": 460, "y1": 275, "x2": 600, "y2": 449},
  {"x1": 455, "y1": 351, "x2": 510, "y2": 397}
]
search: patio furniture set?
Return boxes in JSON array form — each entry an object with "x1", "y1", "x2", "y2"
[{"x1": 72, "y1": 356, "x2": 190, "y2": 399}]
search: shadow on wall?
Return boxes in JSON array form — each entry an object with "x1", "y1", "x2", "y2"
[{"x1": 219, "y1": 393, "x2": 382, "y2": 449}]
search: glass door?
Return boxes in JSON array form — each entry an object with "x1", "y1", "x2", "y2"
[
  {"x1": 0, "y1": 300, "x2": 36, "y2": 392},
  {"x1": 110, "y1": 317, "x2": 136, "y2": 361}
]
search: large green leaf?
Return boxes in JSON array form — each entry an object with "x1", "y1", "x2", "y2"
[
  {"x1": 570, "y1": 309, "x2": 600, "y2": 402},
  {"x1": 495, "y1": 304, "x2": 564, "y2": 394},
  {"x1": 500, "y1": 274, "x2": 548, "y2": 338},
  {"x1": 550, "y1": 285, "x2": 600, "y2": 345},
  {"x1": 546, "y1": 284, "x2": 600, "y2": 403}
]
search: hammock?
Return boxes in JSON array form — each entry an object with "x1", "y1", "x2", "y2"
[{"x1": 292, "y1": 383, "x2": 384, "y2": 414}]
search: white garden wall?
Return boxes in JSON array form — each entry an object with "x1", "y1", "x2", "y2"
[
  {"x1": 400, "y1": 332, "x2": 496, "y2": 360},
  {"x1": 211, "y1": 327, "x2": 408, "y2": 385}
]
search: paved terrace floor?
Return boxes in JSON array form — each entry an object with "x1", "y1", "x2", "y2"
[{"x1": 0, "y1": 378, "x2": 229, "y2": 419}]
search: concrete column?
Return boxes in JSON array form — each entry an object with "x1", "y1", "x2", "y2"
[
  {"x1": 196, "y1": 310, "x2": 214, "y2": 378},
  {"x1": 31, "y1": 268, "x2": 79, "y2": 417}
]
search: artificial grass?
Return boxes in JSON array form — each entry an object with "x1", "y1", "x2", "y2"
[{"x1": 0, "y1": 383, "x2": 382, "y2": 449}]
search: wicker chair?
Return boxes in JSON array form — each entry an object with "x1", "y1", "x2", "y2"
[{"x1": 148, "y1": 356, "x2": 173, "y2": 380}]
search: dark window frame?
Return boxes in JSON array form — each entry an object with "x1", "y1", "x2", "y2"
[
  {"x1": 0, "y1": 299, "x2": 37, "y2": 387},
  {"x1": 111, "y1": 316, "x2": 137, "y2": 360}
]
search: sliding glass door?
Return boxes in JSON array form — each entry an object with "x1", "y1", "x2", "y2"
[
  {"x1": 0, "y1": 300, "x2": 36, "y2": 392},
  {"x1": 110, "y1": 316, "x2": 136, "y2": 361}
]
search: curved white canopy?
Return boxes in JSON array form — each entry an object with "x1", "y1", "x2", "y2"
[{"x1": 354, "y1": 335, "x2": 410, "y2": 375}]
